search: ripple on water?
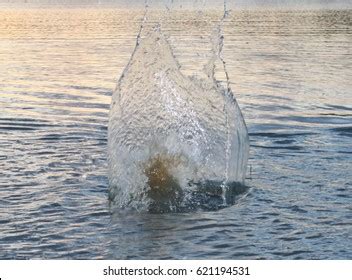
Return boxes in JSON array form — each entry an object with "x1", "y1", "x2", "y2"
[{"x1": 0, "y1": 8, "x2": 351, "y2": 259}]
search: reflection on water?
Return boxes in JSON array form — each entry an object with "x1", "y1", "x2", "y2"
[{"x1": 0, "y1": 8, "x2": 351, "y2": 259}]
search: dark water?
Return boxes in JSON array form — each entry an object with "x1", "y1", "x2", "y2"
[{"x1": 0, "y1": 8, "x2": 351, "y2": 259}]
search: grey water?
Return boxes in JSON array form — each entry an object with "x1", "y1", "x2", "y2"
[{"x1": 0, "y1": 6, "x2": 351, "y2": 259}]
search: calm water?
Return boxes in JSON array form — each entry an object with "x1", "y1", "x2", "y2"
[{"x1": 0, "y1": 7, "x2": 351, "y2": 259}]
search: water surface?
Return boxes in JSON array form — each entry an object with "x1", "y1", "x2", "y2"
[{"x1": 0, "y1": 7, "x2": 351, "y2": 259}]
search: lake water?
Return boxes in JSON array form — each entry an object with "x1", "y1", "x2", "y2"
[{"x1": 0, "y1": 7, "x2": 351, "y2": 259}]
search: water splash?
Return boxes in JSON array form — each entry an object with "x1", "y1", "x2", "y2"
[{"x1": 108, "y1": 1, "x2": 249, "y2": 212}]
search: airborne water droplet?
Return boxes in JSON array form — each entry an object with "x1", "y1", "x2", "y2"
[{"x1": 108, "y1": 3, "x2": 249, "y2": 212}]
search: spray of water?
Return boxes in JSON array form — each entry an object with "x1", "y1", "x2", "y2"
[{"x1": 108, "y1": 0, "x2": 249, "y2": 212}]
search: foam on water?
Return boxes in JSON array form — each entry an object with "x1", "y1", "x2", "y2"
[{"x1": 108, "y1": 1, "x2": 249, "y2": 212}]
